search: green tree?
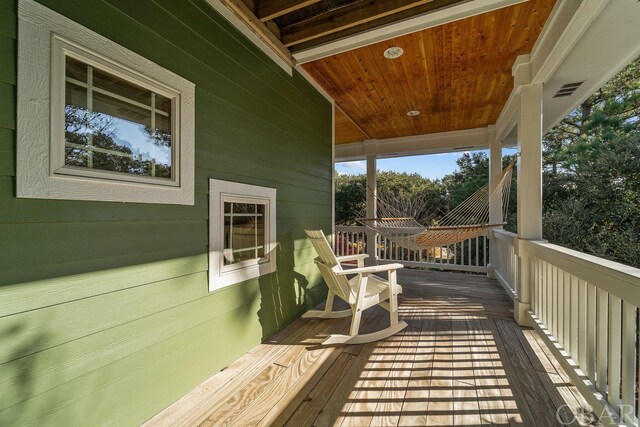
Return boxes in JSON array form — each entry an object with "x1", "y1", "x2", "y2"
[
  {"x1": 541, "y1": 57, "x2": 640, "y2": 266},
  {"x1": 334, "y1": 172, "x2": 366, "y2": 225},
  {"x1": 335, "y1": 170, "x2": 447, "y2": 226}
]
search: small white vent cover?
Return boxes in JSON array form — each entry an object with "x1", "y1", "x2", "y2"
[{"x1": 553, "y1": 82, "x2": 584, "y2": 98}]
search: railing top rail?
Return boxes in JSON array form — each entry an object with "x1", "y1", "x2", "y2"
[
  {"x1": 335, "y1": 225, "x2": 367, "y2": 232},
  {"x1": 524, "y1": 239, "x2": 640, "y2": 306},
  {"x1": 492, "y1": 229, "x2": 517, "y2": 243}
]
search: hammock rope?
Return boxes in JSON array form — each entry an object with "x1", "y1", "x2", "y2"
[{"x1": 357, "y1": 162, "x2": 514, "y2": 249}]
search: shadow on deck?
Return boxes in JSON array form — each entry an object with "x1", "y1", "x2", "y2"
[{"x1": 146, "y1": 270, "x2": 595, "y2": 426}]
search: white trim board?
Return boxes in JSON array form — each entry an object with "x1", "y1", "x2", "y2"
[
  {"x1": 17, "y1": 0, "x2": 195, "y2": 205},
  {"x1": 335, "y1": 127, "x2": 490, "y2": 162},
  {"x1": 331, "y1": 98, "x2": 336, "y2": 240},
  {"x1": 293, "y1": 0, "x2": 527, "y2": 64},
  {"x1": 529, "y1": 0, "x2": 608, "y2": 86}
]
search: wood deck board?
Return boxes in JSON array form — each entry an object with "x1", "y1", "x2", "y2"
[
  {"x1": 304, "y1": 309, "x2": 395, "y2": 427},
  {"x1": 145, "y1": 270, "x2": 588, "y2": 426},
  {"x1": 466, "y1": 317, "x2": 511, "y2": 425}
]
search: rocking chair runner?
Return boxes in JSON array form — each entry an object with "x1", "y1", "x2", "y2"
[{"x1": 303, "y1": 230, "x2": 408, "y2": 345}]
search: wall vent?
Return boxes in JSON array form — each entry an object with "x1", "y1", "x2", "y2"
[{"x1": 553, "y1": 81, "x2": 584, "y2": 98}]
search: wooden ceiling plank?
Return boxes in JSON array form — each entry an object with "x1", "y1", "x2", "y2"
[
  {"x1": 335, "y1": 106, "x2": 368, "y2": 144},
  {"x1": 343, "y1": 52, "x2": 381, "y2": 136},
  {"x1": 483, "y1": 2, "x2": 523, "y2": 112},
  {"x1": 420, "y1": 29, "x2": 440, "y2": 131},
  {"x1": 467, "y1": 10, "x2": 491, "y2": 125},
  {"x1": 399, "y1": 37, "x2": 425, "y2": 134},
  {"x1": 466, "y1": 16, "x2": 478, "y2": 123},
  {"x1": 257, "y1": 0, "x2": 322, "y2": 22},
  {"x1": 220, "y1": 0, "x2": 295, "y2": 67},
  {"x1": 282, "y1": 0, "x2": 443, "y2": 48},
  {"x1": 375, "y1": 50, "x2": 408, "y2": 136},
  {"x1": 307, "y1": 56, "x2": 375, "y2": 138},
  {"x1": 450, "y1": 15, "x2": 462, "y2": 130},
  {"x1": 365, "y1": 47, "x2": 407, "y2": 138},
  {"x1": 443, "y1": 25, "x2": 452, "y2": 131},
  {"x1": 336, "y1": 104, "x2": 371, "y2": 140},
  {"x1": 302, "y1": 0, "x2": 555, "y2": 141},
  {"x1": 433, "y1": 24, "x2": 445, "y2": 130},
  {"x1": 355, "y1": 48, "x2": 385, "y2": 136}
]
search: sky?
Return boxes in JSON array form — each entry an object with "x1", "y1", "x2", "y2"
[
  {"x1": 116, "y1": 118, "x2": 172, "y2": 165},
  {"x1": 335, "y1": 148, "x2": 518, "y2": 180}
]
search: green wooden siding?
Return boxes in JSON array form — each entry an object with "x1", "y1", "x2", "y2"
[{"x1": 0, "y1": 0, "x2": 332, "y2": 425}]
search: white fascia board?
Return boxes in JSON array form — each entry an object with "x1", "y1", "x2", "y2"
[
  {"x1": 293, "y1": 0, "x2": 527, "y2": 64},
  {"x1": 335, "y1": 127, "x2": 489, "y2": 161},
  {"x1": 529, "y1": 0, "x2": 608, "y2": 85},
  {"x1": 206, "y1": 0, "x2": 293, "y2": 75},
  {"x1": 495, "y1": 89, "x2": 519, "y2": 143}
]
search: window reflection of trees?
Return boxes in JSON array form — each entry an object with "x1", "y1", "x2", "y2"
[{"x1": 64, "y1": 105, "x2": 172, "y2": 179}]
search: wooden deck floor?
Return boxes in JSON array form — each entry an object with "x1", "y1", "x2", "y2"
[{"x1": 146, "y1": 270, "x2": 595, "y2": 427}]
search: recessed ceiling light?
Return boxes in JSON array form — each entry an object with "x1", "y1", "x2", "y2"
[
  {"x1": 383, "y1": 46, "x2": 404, "y2": 59},
  {"x1": 407, "y1": 110, "x2": 420, "y2": 116}
]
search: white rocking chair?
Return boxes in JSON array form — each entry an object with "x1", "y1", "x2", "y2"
[{"x1": 303, "y1": 230, "x2": 408, "y2": 345}]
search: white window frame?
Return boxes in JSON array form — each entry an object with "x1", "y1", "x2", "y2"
[
  {"x1": 209, "y1": 179, "x2": 277, "y2": 291},
  {"x1": 17, "y1": 0, "x2": 195, "y2": 205}
]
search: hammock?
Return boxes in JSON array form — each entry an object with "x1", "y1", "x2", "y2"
[{"x1": 357, "y1": 162, "x2": 514, "y2": 250}]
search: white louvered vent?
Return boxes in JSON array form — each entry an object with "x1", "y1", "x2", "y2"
[{"x1": 553, "y1": 82, "x2": 584, "y2": 98}]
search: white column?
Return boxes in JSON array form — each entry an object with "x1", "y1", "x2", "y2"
[
  {"x1": 365, "y1": 153, "x2": 377, "y2": 265},
  {"x1": 488, "y1": 126, "x2": 503, "y2": 226},
  {"x1": 516, "y1": 83, "x2": 543, "y2": 240},
  {"x1": 514, "y1": 81, "x2": 543, "y2": 326},
  {"x1": 487, "y1": 125, "x2": 502, "y2": 279},
  {"x1": 331, "y1": 102, "x2": 336, "y2": 243}
]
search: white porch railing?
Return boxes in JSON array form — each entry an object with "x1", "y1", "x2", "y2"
[
  {"x1": 492, "y1": 229, "x2": 519, "y2": 299},
  {"x1": 334, "y1": 225, "x2": 488, "y2": 273},
  {"x1": 492, "y1": 230, "x2": 640, "y2": 426}
]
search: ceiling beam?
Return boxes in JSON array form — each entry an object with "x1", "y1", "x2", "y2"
[
  {"x1": 282, "y1": 0, "x2": 445, "y2": 48},
  {"x1": 257, "y1": 0, "x2": 321, "y2": 22},
  {"x1": 335, "y1": 127, "x2": 491, "y2": 161},
  {"x1": 294, "y1": 0, "x2": 527, "y2": 63},
  {"x1": 290, "y1": 0, "x2": 462, "y2": 53},
  {"x1": 220, "y1": 0, "x2": 295, "y2": 67}
]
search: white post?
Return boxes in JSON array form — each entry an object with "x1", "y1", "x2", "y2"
[
  {"x1": 487, "y1": 125, "x2": 501, "y2": 279},
  {"x1": 513, "y1": 55, "x2": 543, "y2": 326},
  {"x1": 365, "y1": 153, "x2": 377, "y2": 266},
  {"x1": 331, "y1": 102, "x2": 336, "y2": 246}
]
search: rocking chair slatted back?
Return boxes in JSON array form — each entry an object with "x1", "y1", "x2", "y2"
[{"x1": 305, "y1": 230, "x2": 353, "y2": 302}]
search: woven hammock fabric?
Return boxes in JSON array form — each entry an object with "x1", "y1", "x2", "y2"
[{"x1": 358, "y1": 162, "x2": 514, "y2": 250}]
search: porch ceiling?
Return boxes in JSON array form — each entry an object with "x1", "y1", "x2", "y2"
[{"x1": 302, "y1": 0, "x2": 556, "y2": 144}]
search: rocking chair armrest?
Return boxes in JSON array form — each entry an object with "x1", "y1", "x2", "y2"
[
  {"x1": 333, "y1": 263, "x2": 404, "y2": 276},
  {"x1": 336, "y1": 254, "x2": 369, "y2": 263}
]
